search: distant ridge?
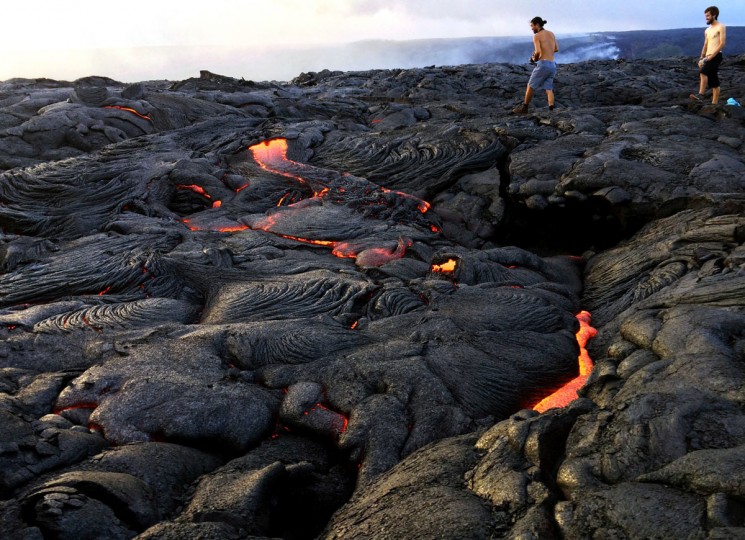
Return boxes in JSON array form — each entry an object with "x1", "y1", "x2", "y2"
[
  {"x1": 574, "y1": 26, "x2": 745, "y2": 60},
  {"x1": 332, "y1": 26, "x2": 745, "y2": 69}
]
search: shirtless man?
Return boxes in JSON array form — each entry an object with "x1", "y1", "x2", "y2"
[
  {"x1": 513, "y1": 17, "x2": 559, "y2": 114},
  {"x1": 691, "y1": 6, "x2": 726, "y2": 104}
]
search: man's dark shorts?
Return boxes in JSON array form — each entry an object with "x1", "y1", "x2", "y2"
[{"x1": 701, "y1": 52, "x2": 723, "y2": 88}]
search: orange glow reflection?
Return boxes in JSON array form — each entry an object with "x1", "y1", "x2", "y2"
[{"x1": 532, "y1": 310, "x2": 596, "y2": 413}]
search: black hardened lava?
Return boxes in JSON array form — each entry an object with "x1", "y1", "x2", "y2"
[{"x1": 1, "y1": 55, "x2": 745, "y2": 539}]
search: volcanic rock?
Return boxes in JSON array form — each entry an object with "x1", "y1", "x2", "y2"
[{"x1": 0, "y1": 54, "x2": 744, "y2": 539}]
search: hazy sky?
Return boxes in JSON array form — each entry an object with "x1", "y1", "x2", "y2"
[{"x1": 2, "y1": 0, "x2": 743, "y2": 82}]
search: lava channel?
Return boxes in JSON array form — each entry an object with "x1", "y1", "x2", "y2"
[{"x1": 532, "y1": 310, "x2": 597, "y2": 413}]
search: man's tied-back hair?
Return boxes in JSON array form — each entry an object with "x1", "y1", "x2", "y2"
[
  {"x1": 531, "y1": 17, "x2": 547, "y2": 27},
  {"x1": 705, "y1": 6, "x2": 719, "y2": 19}
]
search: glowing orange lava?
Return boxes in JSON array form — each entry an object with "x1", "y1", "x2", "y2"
[
  {"x1": 217, "y1": 225, "x2": 250, "y2": 233},
  {"x1": 54, "y1": 403, "x2": 97, "y2": 414},
  {"x1": 309, "y1": 402, "x2": 349, "y2": 434},
  {"x1": 230, "y1": 138, "x2": 427, "y2": 266},
  {"x1": 251, "y1": 138, "x2": 289, "y2": 165},
  {"x1": 249, "y1": 139, "x2": 430, "y2": 213},
  {"x1": 331, "y1": 242, "x2": 357, "y2": 258},
  {"x1": 249, "y1": 139, "x2": 307, "y2": 184},
  {"x1": 281, "y1": 235, "x2": 336, "y2": 247},
  {"x1": 381, "y1": 187, "x2": 430, "y2": 213},
  {"x1": 177, "y1": 184, "x2": 212, "y2": 199},
  {"x1": 431, "y1": 259, "x2": 457, "y2": 273},
  {"x1": 181, "y1": 218, "x2": 198, "y2": 231},
  {"x1": 103, "y1": 106, "x2": 152, "y2": 121},
  {"x1": 314, "y1": 187, "x2": 330, "y2": 199},
  {"x1": 532, "y1": 310, "x2": 597, "y2": 413}
]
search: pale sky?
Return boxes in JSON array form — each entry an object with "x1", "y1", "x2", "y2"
[{"x1": 2, "y1": 0, "x2": 743, "y2": 82}]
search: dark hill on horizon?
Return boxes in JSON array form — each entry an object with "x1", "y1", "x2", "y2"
[
  {"x1": 602, "y1": 26, "x2": 745, "y2": 59},
  {"x1": 336, "y1": 27, "x2": 745, "y2": 73}
]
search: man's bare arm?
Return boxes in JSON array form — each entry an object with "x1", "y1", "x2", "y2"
[
  {"x1": 701, "y1": 32, "x2": 709, "y2": 58},
  {"x1": 533, "y1": 34, "x2": 542, "y2": 60}
]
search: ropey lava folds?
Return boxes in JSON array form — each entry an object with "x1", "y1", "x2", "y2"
[{"x1": 0, "y1": 56, "x2": 744, "y2": 539}]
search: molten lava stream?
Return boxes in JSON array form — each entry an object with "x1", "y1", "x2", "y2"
[
  {"x1": 248, "y1": 138, "x2": 430, "y2": 214},
  {"x1": 249, "y1": 138, "x2": 308, "y2": 184},
  {"x1": 103, "y1": 105, "x2": 151, "y2": 121},
  {"x1": 532, "y1": 310, "x2": 597, "y2": 413},
  {"x1": 245, "y1": 138, "x2": 424, "y2": 267}
]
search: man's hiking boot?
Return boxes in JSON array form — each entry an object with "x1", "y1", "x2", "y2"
[{"x1": 512, "y1": 102, "x2": 529, "y2": 115}]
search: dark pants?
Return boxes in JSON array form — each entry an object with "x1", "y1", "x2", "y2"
[{"x1": 700, "y1": 52, "x2": 723, "y2": 88}]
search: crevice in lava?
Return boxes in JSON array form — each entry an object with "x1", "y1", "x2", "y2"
[
  {"x1": 499, "y1": 199, "x2": 640, "y2": 257},
  {"x1": 254, "y1": 436, "x2": 358, "y2": 540},
  {"x1": 169, "y1": 186, "x2": 215, "y2": 215},
  {"x1": 20, "y1": 480, "x2": 147, "y2": 538},
  {"x1": 491, "y1": 142, "x2": 640, "y2": 257}
]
